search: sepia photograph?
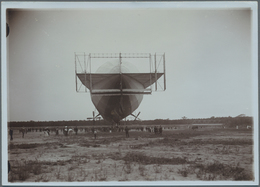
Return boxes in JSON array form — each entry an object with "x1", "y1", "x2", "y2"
[{"x1": 1, "y1": 1, "x2": 258, "y2": 186}]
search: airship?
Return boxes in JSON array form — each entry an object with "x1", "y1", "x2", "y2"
[{"x1": 75, "y1": 53, "x2": 165, "y2": 125}]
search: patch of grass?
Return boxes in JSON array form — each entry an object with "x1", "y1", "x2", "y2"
[
  {"x1": 91, "y1": 153, "x2": 105, "y2": 160},
  {"x1": 79, "y1": 136, "x2": 122, "y2": 147},
  {"x1": 34, "y1": 174, "x2": 44, "y2": 182},
  {"x1": 168, "y1": 166, "x2": 174, "y2": 172},
  {"x1": 164, "y1": 173, "x2": 169, "y2": 180},
  {"x1": 129, "y1": 144, "x2": 149, "y2": 149},
  {"x1": 96, "y1": 159, "x2": 101, "y2": 164},
  {"x1": 8, "y1": 171, "x2": 16, "y2": 182},
  {"x1": 193, "y1": 161, "x2": 253, "y2": 181},
  {"x1": 123, "y1": 162, "x2": 133, "y2": 174},
  {"x1": 57, "y1": 160, "x2": 67, "y2": 166},
  {"x1": 153, "y1": 164, "x2": 162, "y2": 173},
  {"x1": 83, "y1": 170, "x2": 89, "y2": 181},
  {"x1": 148, "y1": 135, "x2": 253, "y2": 148},
  {"x1": 98, "y1": 169, "x2": 108, "y2": 181},
  {"x1": 138, "y1": 164, "x2": 146, "y2": 176},
  {"x1": 120, "y1": 152, "x2": 188, "y2": 165},
  {"x1": 30, "y1": 159, "x2": 42, "y2": 175},
  {"x1": 9, "y1": 158, "x2": 80, "y2": 182},
  {"x1": 55, "y1": 166, "x2": 61, "y2": 179},
  {"x1": 42, "y1": 174, "x2": 51, "y2": 182},
  {"x1": 177, "y1": 165, "x2": 189, "y2": 177},
  {"x1": 8, "y1": 143, "x2": 45, "y2": 150},
  {"x1": 119, "y1": 174, "x2": 129, "y2": 181},
  {"x1": 67, "y1": 171, "x2": 76, "y2": 182},
  {"x1": 93, "y1": 169, "x2": 99, "y2": 181},
  {"x1": 9, "y1": 160, "x2": 31, "y2": 181},
  {"x1": 75, "y1": 167, "x2": 89, "y2": 181},
  {"x1": 71, "y1": 153, "x2": 90, "y2": 165},
  {"x1": 59, "y1": 143, "x2": 69, "y2": 148},
  {"x1": 234, "y1": 146, "x2": 240, "y2": 154},
  {"x1": 40, "y1": 160, "x2": 59, "y2": 166},
  {"x1": 113, "y1": 162, "x2": 117, "y2": 176},
  {"x1": 234, "y1": 171, "x2": 254, "y2": 181},
  {"x1": 68, "y1": 164, "x2": 77, "y2": 171},
  {"x1": 189, "y1": 139, "x2": 253, "y2": 146}
]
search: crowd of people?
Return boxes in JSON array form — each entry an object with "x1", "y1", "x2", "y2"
[{"x1": 8, "y1": 125, "x2": 164, "y2": 140}]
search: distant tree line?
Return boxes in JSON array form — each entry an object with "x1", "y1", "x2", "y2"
[
  {"x1": 141, "y1": 116, "x2": 252, "y2": 126},
  {"x1": 8, "y1": 116, "x2": 253, "y2": 128},
  {"x1": 8, "y1": 120, "x2": 108, "y2": 128}
]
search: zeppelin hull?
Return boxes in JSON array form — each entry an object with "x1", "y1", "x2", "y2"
[
  {"x1": 91, "y1": 74, "x2": 143, "y2": 123},
  {"x1": 76, "y1": 58, "x2": 165, "y2": 124}
]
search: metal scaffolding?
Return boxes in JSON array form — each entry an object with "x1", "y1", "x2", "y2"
[{"x1": 75, "y1": 53, "x2": 166, "y2": 93}]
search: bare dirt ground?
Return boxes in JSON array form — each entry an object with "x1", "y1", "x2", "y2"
[{"x1": 8, "y1": 127, "x2": 254, "y2": 182}]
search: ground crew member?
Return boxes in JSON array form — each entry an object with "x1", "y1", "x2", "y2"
[
  {"x1": 64, "y1": 126, "x2": 68, "y2": 136},
  {"x1": 8, "y1": 161, "x2": 11, "y2": 174},
  {"x1": 125, "y1": 126, "x2": 129, "y2": 138},
  {"x1": 9, "y1": 128, "x2": 13, "y2": 140},
  {"x1": 46, "y1": 127, "x2": 50, "y2": 136},
  {"x1": 94, "y1": 129, "x2": 97, "y2": 139},
  {"x1": 22, "y1": 127, "x2": 25, "y2": 138},
  {"x1": 56, "y1": 128, "x2": 59, "y2": 135},
  {"x1": 159, "y1": 125, "x2": 162, "y2": 135},
  {"x1": 74, "y1": 126, "x2": 78, "y2": 135}
]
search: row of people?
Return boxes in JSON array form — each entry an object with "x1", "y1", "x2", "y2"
[{"x1": 8, "y1": 125, "x2": 164, "y2": 140}]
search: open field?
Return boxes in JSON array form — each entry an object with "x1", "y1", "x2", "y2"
[{"x1": 8, "y1": 127, "x2": 254, "y2": 182}]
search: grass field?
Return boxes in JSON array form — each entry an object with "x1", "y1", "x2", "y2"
[{"x1": 8, "y1": 126, "x2": 254, "y2": 182}]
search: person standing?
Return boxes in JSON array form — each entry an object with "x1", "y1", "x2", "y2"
[
  {"x1": 74, "y1": 126, "x2": 78, "y2": 135},
  {"x1": 125, "y1": 126, "x2": 129, "y2": 138},
  {"x1": 64, "y1": 126, "x2": 68, "y2": 136},
  {"x1": 56, "y1": 128, "x2": 59, "y2": 135},
  {"x1": 9, "y1": 128, "x2": 13, "y2": 140},
  {"x1": 94, "y1": 129, "x2": 97, "y2": 139},
  {"x1": 21, "y1": 127, "x2": 25, "y2": 138},
  {"x1": 8, "y1": 161, "x2": 11, "y2": 174},
  {"x1": 159, "y1": 125, "x2": 162, "y2": 135},
  {"x1": 46, "y1": 127, "x2": 50, "y2": 136}
]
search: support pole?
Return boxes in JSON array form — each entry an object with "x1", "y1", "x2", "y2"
[
  {"x1": 149, "y1": 53, "x2": 152, "y2": 91},
  {"x1": 163, "y1": 53, "x2": 166, "y2": 91},
  {"x1": 89, "y1": 53, "x2": 92, "y2": 93},
  {"x1": 75, "y1": 53, "x2": 78, "y2": 92},
  {"x1": 84, "y1": 53, "x2": 87, "y2": 92},
  {"x1": 154, "y1": 53, "x2": 157, "y2": 91},
  {"x1": 119, "y1": 53, "x2": 122, "y2": 95}
]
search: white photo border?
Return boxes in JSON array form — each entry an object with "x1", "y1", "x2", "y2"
[{"x1": 1, "y1": 1, "x2": 258, "y2": 186}]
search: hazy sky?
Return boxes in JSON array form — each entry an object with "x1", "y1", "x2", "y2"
[{"x1": 6, "y1": 5, "x2": 255, "y2": 121}]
